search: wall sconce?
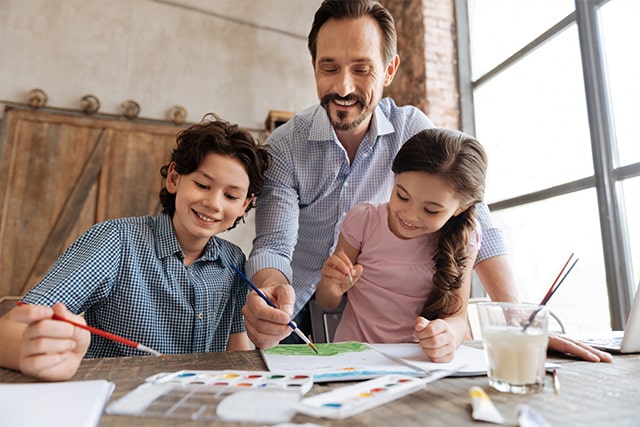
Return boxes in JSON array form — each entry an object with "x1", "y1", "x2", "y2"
[
  {"x1": 120, "y1": 100, "x2": 140, "y2": 119},
  {"x1": 27, "y1": 88, "x2": 48, "y2": 109},
  {"x1": 80, "y1": 94, "x2": 100, "y2": 115},
  {"x1": 168, "y1": 105, "x2": 188, "y2": 125}
]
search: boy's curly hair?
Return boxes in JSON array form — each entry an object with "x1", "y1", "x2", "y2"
[{"x1": 159, "y1": 113, "x2": 271, "y2": 230}]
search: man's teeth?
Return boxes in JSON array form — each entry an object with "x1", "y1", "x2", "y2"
[{"x1": 335, "y1": 99, "x2": 356, "y2": 106}]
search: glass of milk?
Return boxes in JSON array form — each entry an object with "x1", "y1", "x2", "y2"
[{"x1": 476, "y1": 302, "x2": 549, "y2": 394}]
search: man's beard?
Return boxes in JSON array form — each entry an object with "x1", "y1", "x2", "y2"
[{"x1": 321, "y1": 94, "x2": 370, "y2": 131}]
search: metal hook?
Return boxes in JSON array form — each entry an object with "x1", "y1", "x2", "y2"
[{"x1": 27, "y1": 88, "x2": 48, "y2": 109}]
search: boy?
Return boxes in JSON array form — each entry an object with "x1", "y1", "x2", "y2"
[{"x1": 0, "y1": 114, "x2": 271, "y2": 381}]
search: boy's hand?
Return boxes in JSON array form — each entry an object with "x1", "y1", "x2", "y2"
[{"x1": 10, "y1": 302, "x2": 90, "y2": 381}]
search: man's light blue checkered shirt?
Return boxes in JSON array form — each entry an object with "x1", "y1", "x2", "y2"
[
  {"x1": 22, "y1": 212, "x2": 248, "y2": 357},
  {"x1": 246, "y1": 98, "x2": 507, "y2": 316}
]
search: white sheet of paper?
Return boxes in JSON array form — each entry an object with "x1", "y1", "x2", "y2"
[
  {"x1": 0, "y1": 379, "x2": 115, "y2": 427},
  {"x1": 369, "y1": 343, "x2": 488, "y2": 376},
  {"x1": 261, "y1": 342, "x2": 487, "y2": 382}
]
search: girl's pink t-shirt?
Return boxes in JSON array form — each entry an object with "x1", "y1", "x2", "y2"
[{"x1": 333, "y1": 202, "x2": 481, "y2": 344}]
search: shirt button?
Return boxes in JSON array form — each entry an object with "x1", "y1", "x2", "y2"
[
  {"x1": 198, "y1": 312, "x2": 204, "y2": 320},
  {"x1": 190, "y1": 272, "x2": 195, "y2": 277}
]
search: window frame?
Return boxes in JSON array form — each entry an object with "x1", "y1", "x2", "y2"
[{"x1": 456, "y1": 0, "x2": 639, "y2": 329}]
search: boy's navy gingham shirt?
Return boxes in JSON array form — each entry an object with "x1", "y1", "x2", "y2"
[{"x1": 22, "y1": 212, "x2": 248, "y2": 357}]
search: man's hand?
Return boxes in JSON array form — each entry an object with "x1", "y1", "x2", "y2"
[
  {"x1": 548, "y1": 333, "x2": 613, "y2": 362},
  {"x1": 243, "y1": 284, "x2": 295, "y2": 349}
]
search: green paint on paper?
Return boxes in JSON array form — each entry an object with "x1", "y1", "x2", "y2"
[{"x1": 263, "y1": 341, "x2": 370, "y2": 356}]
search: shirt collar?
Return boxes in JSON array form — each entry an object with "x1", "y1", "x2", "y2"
[
  {"x1": 153, "y1": 212, "x2": 220, "y2": 261},
  {"x1": 308, "y1": 101, "x2": 396, "y2": 145}
]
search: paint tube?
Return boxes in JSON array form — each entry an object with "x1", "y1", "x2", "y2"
[
  {"x1": 517, "y1": 404, "x2": 552, "y2": 427},
  {"x1": 469, "y1": 386, "x2": 505, "y2": 424}
]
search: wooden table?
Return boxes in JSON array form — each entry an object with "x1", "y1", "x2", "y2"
[{"x1": 1, "y1": 345, "x2": 638, "y2": 426}]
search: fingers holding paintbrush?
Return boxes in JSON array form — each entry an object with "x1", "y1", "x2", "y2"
[
  {"x1": 316, "y1": 248, "x2": 362, "y2": 311},
  {"x1": 325, "y1": 249, "x2": 361, "y2": 291},
  {"x1": 232, "y1": 265, "x2": 318, "y2": 354},
  {"x1": 242, "y1": 283, "x2": 298, "y2": 349},
  {"x1": 15, "y1": 302, "x2": 161, "y2": 356},
  {"x1": 337, "y1": 248, "x2": 360, "y2": 289},
  {"x1": 9, "y1": 302, "x2": 91, "y2": 381}
]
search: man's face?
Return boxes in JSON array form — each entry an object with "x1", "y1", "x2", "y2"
[{"x1": 313, "y1": 16, "x2": 398, "y2": 134}]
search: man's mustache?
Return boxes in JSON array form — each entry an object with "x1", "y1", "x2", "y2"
[{"x1": 321, "y1": 94, "x2": 367, "y2": 107}]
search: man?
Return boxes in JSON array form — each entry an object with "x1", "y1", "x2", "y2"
[{"x1": 243, "y1": 0, "x2": 611, "y2": 363}]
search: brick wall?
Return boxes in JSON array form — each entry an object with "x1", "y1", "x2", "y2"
[{"x1": 382, "y1": 0, "x2": 460, "y2": 130}]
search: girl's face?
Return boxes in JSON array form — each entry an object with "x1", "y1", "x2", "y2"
[
  {"x1": 166, "y1": 152, "x2": 251, "y2": 251},
  {"x1": 388, "y1": 171, "x2": 467, "y2": 240}
]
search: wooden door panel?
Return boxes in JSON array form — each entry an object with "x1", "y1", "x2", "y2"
[
  {"x1": 96, "y1": 128, "x2": 177, "y2": 222},
  {"x1": 0, "y1": 108, "x2": 182, "y2": 297},
  {"x1": 22, "y1": 129, "x2": 110, "y2": 290},
  {"x1": 0, "y1": 115, "x2": 101, "y2": 295}
]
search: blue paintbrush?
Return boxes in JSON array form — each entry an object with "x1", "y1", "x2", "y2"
[{"x1": 230, "y1": 265, "x2": 319, "y2": 354}]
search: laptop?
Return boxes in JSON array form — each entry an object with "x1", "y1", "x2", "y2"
[{"x1": 579, "y1": 280, "x2": 640, "y2": 354}]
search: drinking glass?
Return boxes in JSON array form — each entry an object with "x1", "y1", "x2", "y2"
[{"x1": 476, "y1": 302, "x2": 549, "y2": 394}]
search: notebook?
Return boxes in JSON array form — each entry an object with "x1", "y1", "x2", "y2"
[
  {"x1": 0, "y1": 379, "x2": 115, "y2": 427},
  {"x1": 579, "y1": 280, "x2": 640, "y2": 354}
]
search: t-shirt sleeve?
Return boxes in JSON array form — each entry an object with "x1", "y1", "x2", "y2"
[{"x1": 339, "y1": 203, "x2": 375, "y2": 251}]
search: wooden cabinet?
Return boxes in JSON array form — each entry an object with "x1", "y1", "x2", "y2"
[
  {"x1": 0, "y1": 107, "x2": 183, "y2": 297},
  {"x1": 264, "y1": 110, "x2": 294, "y2": 137}
]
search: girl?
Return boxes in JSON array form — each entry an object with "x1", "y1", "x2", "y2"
[
  {"x1": 316, "y1": 127, "x2": 487, "y2": 363},
  {"x1": 0, "y1": 114, "x2": 271, "y2": 381}
]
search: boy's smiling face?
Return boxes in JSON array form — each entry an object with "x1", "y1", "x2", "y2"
[{"x1": 166, "y1": 152, "x2": 251, "y2": 254}]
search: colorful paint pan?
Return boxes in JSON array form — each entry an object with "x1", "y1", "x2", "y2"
[
  {"x1": 298, "y1": 374, "x2": 426, "y2": 419},
  {"x1": 144, "y1": 370, "x2": 313, "y2": 394}
]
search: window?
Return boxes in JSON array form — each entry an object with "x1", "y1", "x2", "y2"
[{"x1": 459, "y1": 0, "x2": 639, "y2": 334}]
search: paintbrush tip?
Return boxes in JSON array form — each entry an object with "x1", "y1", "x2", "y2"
[
  {"x1": 138, "y1": 344, "x2": 163, "y2": 357},
  {"x1": 309, "y1": 342, "x2": 319, "y2": 354}
]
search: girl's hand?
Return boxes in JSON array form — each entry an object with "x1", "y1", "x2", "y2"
[
  {"x1": 316, "y1": 249, "x2": 363, "y2": 310},
  {"x1": 414, "y1": 317, "x2": 456, "y2": 363},
  {"x1": 320, "y1": 250, "x2": 362, "y2": 296}
]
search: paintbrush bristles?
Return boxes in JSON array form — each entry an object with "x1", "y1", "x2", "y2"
[{"x1": 293, "y1": 326, "x2": 319, "y2": 354}]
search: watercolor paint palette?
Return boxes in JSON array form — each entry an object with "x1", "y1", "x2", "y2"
[
  {"x1": 298, "y1": 374, "x2": 429, "y2": 420},
  {"x1": 146, "y1": 370, "x2": 313, "y2": 393},
  {"x1": 106, "y1": 370, "x2": 313, "y2": 422}
]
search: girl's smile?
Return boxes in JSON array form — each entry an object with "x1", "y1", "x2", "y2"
[
  {"x1": 397, "y1": 216, "x2": 421, "y2": 231},
  {"x1": 388, "y1": 171, "x2": 465, "y2": 240}
]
